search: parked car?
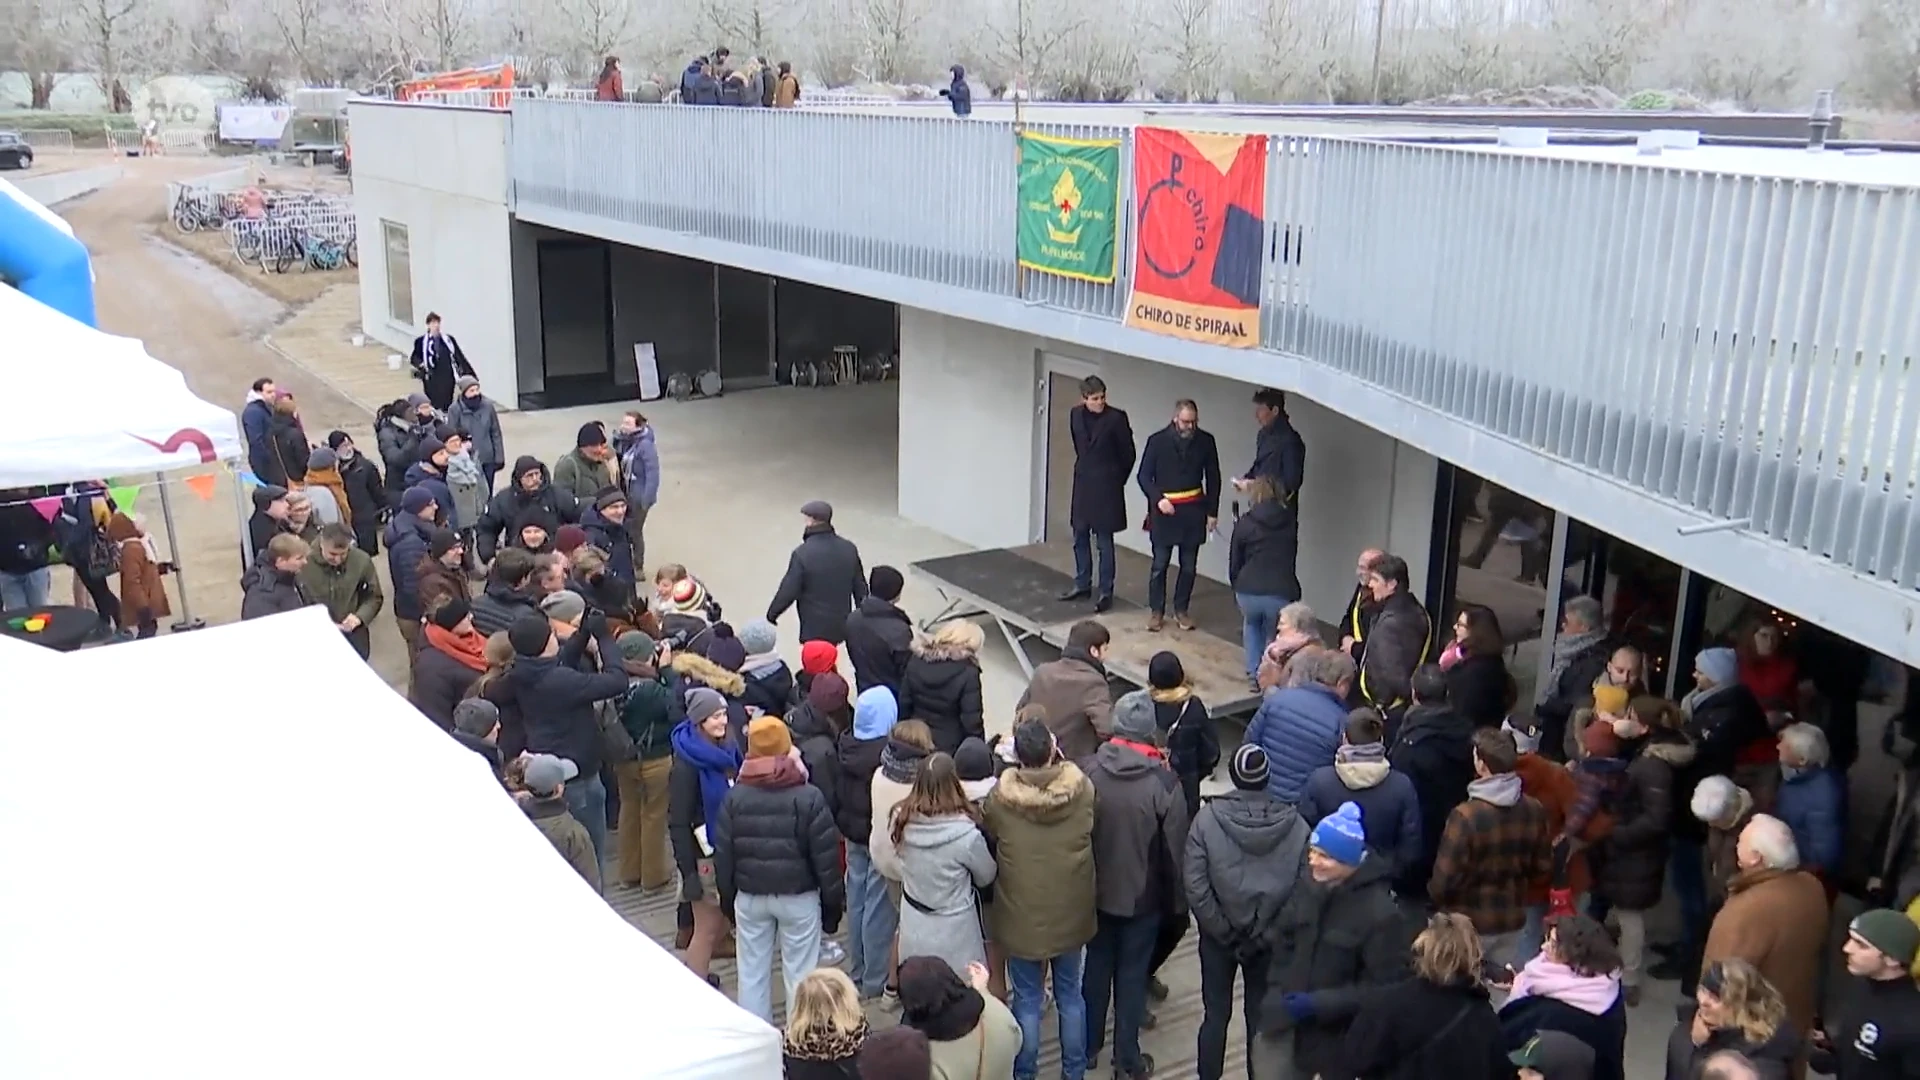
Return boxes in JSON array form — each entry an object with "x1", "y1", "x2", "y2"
[{"x1": 0, "y1": 132, "x2": 34, "y2": 170}]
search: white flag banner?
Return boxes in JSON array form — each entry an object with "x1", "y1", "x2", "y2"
[{"x1": 218, "y1": 105, "x2": 291, "y2": 142}]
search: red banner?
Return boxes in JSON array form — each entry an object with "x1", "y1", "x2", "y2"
[{"x1": 1125, "y1": 128, "x2": 1269, "y2": 348}]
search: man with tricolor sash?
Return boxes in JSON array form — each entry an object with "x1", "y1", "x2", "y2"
[{"x1": 1135, "y1": 399, "x2": 1221, "y2": 633}]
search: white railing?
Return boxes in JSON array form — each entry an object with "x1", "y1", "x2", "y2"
[{"x1": 21, "y1": 129, "x2": 74, "y2": 153}]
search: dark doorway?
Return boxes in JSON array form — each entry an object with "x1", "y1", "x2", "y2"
[
  {"x1": 774, "y1": 280, "x2": 898, "y2": 383},
  {"x1": 717, "y1": 266, "x2": 773, "y2": 385},
  {"x1": 536, "y1": 239, "x2": 613, "y2": 406}
]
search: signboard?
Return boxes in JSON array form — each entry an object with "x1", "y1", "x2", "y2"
[
  {"x1": 634, "y1": 343, "x2": 662, "y2": 401},
  {"x1": 218, "y1": 105, "x2": 291, "y2": 142},
  {"x1": 1124, "y1": 128, "x2": 1269, "y2": 348},
  {"x1": 1016, "y1": 132, "x2": 1120, "y2": 284}
]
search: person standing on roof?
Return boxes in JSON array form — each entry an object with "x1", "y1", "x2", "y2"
[
  {"x1": 940, "y1": 65, "x2": 972, "y2": 116},
  {"x1": 1059, "y1": 375, "x2": 1135, "y2": 615},
  {"x1": 768, "y1": 500, "x2": 868, "y2": 645},
  {"x1": 1235, "y1": 387, "x2": 1305, "y2": 502},
  {"x1": 1136, "y1": 398, "x2": 1221, "y2": 634},
  {"x1": 595, "y1": 56, "x2": 624, "y2": 102}
]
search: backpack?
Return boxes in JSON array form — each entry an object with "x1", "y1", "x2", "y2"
[{"x1": 53, "y1": 491, "x2": 119, "y2": 579}]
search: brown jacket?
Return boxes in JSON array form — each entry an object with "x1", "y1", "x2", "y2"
[
  {"x1": 300, "y1": 465, "x2": 353, "y2": 530},
  {"x1": 774, "y1": 72, "x2": 799, "y2": 107},
  {"x1": 1701, "y1": 865, "x2": 1829, "y2": 1040},
  {"x1": 1015, "y1": 650, "x2": 1112, "y2": 761},
  {"x1": 1513, "y1": 752, "x2": 1610, "y2": 902},
  {"x1": 1427, "y1": 783, "x2": 1553, "y2": 935},
  {"x1": 106, "y1": 513, "x2": 170, "y2": 622}
]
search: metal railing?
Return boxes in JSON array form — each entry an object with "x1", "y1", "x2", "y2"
[
  {"x1": 510, "y1": 98, "x2": 1920, "y2": 591},
  {"x1": 21, "y1": 129, "x2": 74, "y2": 153}
]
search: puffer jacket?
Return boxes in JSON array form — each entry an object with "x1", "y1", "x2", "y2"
[
  {"x1": 1345, "y1": 977, "x2": 1509, "y2": 1080},
  {"x1": 1244, "y1": 682, "x2": 1347, "y2": 804},
  {"x1": 672, "y1": 652, "x2": 751, "y2": 751},
  {"x1": 1596, "y1": 730, "x2": 1695, "y2": 911},
  {"x1": 896, "y1": 814, "x2": 997, "y2": 973},
  {"x1": 1298, "y1": 755, "x2": 1423, "y2": 880},
  {"x1": 376, "y1": 411, "x2": 424, "y2": 498},
  {"x1": 475, "y1": 456, "x2": 580, "y2": 562},
  {"x1": 471, "y1": 579, "x2": 540, "y2": 637},
  {"x1": 834, "y1": 733, "x2": 887, "y2": 845},
  {"x1": 786, "y1": 698, "x2": 844, "y2": 814},
  {"x1": 1773, "y1": 764, "x2": 1844, "y2": 876},
  {"x1": 238, "y1": 554, "x2": 309, "y2": 620},
  {"x1": 712, "y1": 760, "x2": 843, "y2": 912},
  {"x1": 1082, "y1": 741, "x2": 1189, "y2": 919},
  {"x1": 382, "y1": 509, "x2": 436, "y2": 621},
  {"x1": 1183, "y1": 789, "x2": 1310, "y2": 951},
  {"x1": 1260, "y1": 853, "x2": 1409, "y2": 1074},
  {"x1": 983, "y1": 761, "x2": 1097, "y2": 961},
  {"x1": 897, "y1": 639, "x2": 985, "y2": 753}
]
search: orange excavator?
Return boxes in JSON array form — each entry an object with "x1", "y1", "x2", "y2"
[{"x1": 394, "y1": 62, "x2": 517, "y2": 107}]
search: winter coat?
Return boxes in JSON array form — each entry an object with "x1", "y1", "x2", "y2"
[
  {"x1": 526, "y1": 795, "x2": 600, "y2": 891},
  {"x1": 1260, "y1": 853, "x2": 1409, "y2": 1074},
  {"x1": 1445, "y1": 651, "x2": 1511, "y2": 729},
  {"x1": 295, "y1": 546, "x2": 383, "y2": 657},
  {"x1": 613, "y1": 425, "x2": 659, "y2": 509},
  {"x1": 774, "y1": 72, "x2": 799, "y2": 107},
  {"x1": 897, "y1": 813, "x2": 996, "y2": 972},
  {"x1": 403, "y1": 461, "x2": 456, "y2": 529},
  {"x1": 944, "y1": 66, "x2": 972, "y2": 116},
  {"x1": 415, "y1": 554, "x2": 469, "y2": 620},
  {"x1": 1513, "y1": 751, "x2": 1605, "y2": 902},
  {"x1": 1680, "y1": 684, "x2": 1771, "y2": 842},
  {"x1": 834, "y1": 734, "x2": 887, "y2": 845},
  {"x1": 1538, "y1": 636, "x2": 1616, "y2": 757},
  {"x1": 1069, "y1": 402, "x2": 1136, "y2": 533},
  {"x1": 923, "y1": 995, "x2": 1024, "y2": 1080},
  {"x1": 504, "y1": 627, "x2": 629, "y2": 778},
  {"x1": 383, "y1": 509, "x2": 436, "y2": 622},
  {"x1": 983, "y1": 762, "x2": 1097, "y2": 961},
  {"x1": 268, "y1": 413, "x2": 309, "y2": 485},
  {"x1": 580, "y1": 505, "x2": 635, "y2": 583},
  {"x1": 1701, "y1": 865, "x2": 1830, "y2": 1043},
  {"x1": 301, "y1": 467, "x2": 349, "y2": 528},
  {"x1": 242, "y1": 396, "x2": 275, "y2": 485},
  {"x1": 1247, "y1": 413, "x2": 1306, "y2": 498},
  {"x1": 245, "y1": 510, "x2": 285, "y2": 563},
  {"x1": 1428, "y1": 781, "x2": 1553, "y2": 935},
  {"x1": 475, "y1": 458, "x2": 580, "y2": 562},
  {"x1": 870, "y1": 746, "x2": 923, "y2": 883},
  {"x1": 740, "y1": 661, "x2": 796, "y2": 724},
  {"x1": 1244, "y1": 682, "x2": 1347, "y2": 804},
  {"x1": 471, "y1": 580, "x2": 540, "y2": 637},
  {"x1": 1299, "y1": 757, "x2": 1424, "y2": 881},
  {"x1": 1357, "y1": 590, "x2": 1431, "y2": 710},
  {"x1": 1665, "y1": 1002, "x2": 1798, "y2": 1080},
  {"x1": 1388, "y1": 703, "x2": 1476, "y2": 897},
  {"x1": 898, "y1": 640, "x2": 984, "y2": 753},
  {"x1": 712, "y1": 763, "x2": 843, "y2": 911},
  {"x1": 106, "y1": 515, "x2": 170, "y2": 624},
  {"x1": 672, "y1": 652, "x2": 752, "y2": 751},
  {"x1": 447, "y1": 393, "x2": 505, "y2": 470},
  {"x1": 377, "y1": 414, "x2": 428, "y2": 499},
  {"x1": 338, "y1": 452, "x2": 386, "y2": 549},
  {"x1": 1595, "y1": 731, "x2": 1695, "y2": 910},
  {"x1": 843, "y1": 595, "x2": 914, "y2": 695},
  {"x1": 1016, "y1": 649, "x2": 1112, "y2": 761},
  {"x1": 551, "y1": 448, "x2": 614, "y2": 505},
  {"x1": 412, "y1": 635, "x2": 487, "y2": 730},
  {"x1": 1082, "y1": 741, "x2": 1189, "y2": 919},
  {"x1": 783, "y1": 1045, "x2": 861, "y2": 1080},
  {"x1": 409, "y1": 332, "x2": 473, "y2": 409},
  {"x1": 1500, "y1": 989, "x2": 1629, "y2": 1080},
  {"x1": 1706, "y1": 790, "x2": 1756, "y2": 906},
  {"x1": 1228, "y1": 498, "x2": 1301, "y2": 600},
  {"x1": 621, "y1": 672, "x2": 681, "y2": 761},
  {"x1": 1774, "y1": 765, "x2": 1844, "y2": 876},
  {"x1": 786, "y1": 699, "x2": 843, "y2": 812},
  {"x1": 239, "y1": 555, "x2": 309, "y2": 620},
  {"x1": 1345, "y1": 977, "x2": 1509, "y2": 1080},
  {"x1": 1137, "y1": 424, "x2": 1222, "y2": 548},
  {"x1": 1156, "y1": 694, "x2": 1220, "y2": 819},
  {"x1": 1183, "y1": 789, "x2": 1310, "y2": 950},
  {"x1": 767, "y1": 523, "x2": 867, "y2": 644}
]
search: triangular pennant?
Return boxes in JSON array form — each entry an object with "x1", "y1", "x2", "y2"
[
  {"x1": 29, "y1": 497, "x2": 61, "y2": 522},
  {"x1": 238, "y1": 470, "x2": 261, "y2": 487},
  {"x1": 108, "y1": 484, "x2": 140, "y2": 514},
  {"x1": 185, "y1": 473, "x2": 217, "y2": 501}
]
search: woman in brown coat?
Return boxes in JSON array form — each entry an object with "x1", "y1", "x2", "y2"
[{"x1": 107, "y1": 512, "x2": 170, "y2": 638}]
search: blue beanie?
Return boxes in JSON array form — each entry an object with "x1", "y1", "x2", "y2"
[
  {"x1": 401, "y1": 485, "x2": 437, "y2": 515},
  {"x1": 1311, "y1": 801, "x2": 1367, "y2": 867},
  {"x1": 1695, "y1": 647, "x2": 1738, "y2": 687}
]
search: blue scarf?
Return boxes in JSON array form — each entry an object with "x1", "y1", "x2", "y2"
[{"x1": 671, "y1": 719, "x2": 741, "y2": 829}]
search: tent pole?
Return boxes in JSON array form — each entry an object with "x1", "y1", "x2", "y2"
[
  {"x1": 154, "y1": 471, "x2": 206, "y2": 632},
  {"x1": 232, "y1": 463, "x2": 255, "y2": 575}
]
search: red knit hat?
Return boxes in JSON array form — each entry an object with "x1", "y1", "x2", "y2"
[
  {"x1": 800, "y1": 640, "x2": 839, "y2": 675},
  {"x1": 554, "y1": 524, "x2": 588, "y2": 555},
  {"x1": 1581, "y1": 719, "x2": 1622, "y2": 759}
]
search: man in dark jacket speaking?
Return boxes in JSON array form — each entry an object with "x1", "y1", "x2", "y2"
[
  {"x1": 767, "y1": 500, "x2": 867, "y2": 644},
  {"x1": 1136, "y1": 398, "x2": 1221, "y2": 633},
  {"x1": 1058, "y1": 375, "x2": 1135, "y2": 614},
  {"x1": 1233, "y1": 387, "x2": 1306, "y2": 503}
]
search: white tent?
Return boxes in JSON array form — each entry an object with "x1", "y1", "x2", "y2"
[{"x1": 0, "y1": 608, "x2": 783, "y2": 1080}]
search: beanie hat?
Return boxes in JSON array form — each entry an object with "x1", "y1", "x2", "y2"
[
  {"x1": 429, "y1": 527, "x2": 462, "y2": 560},
  {"x1": 452, "y1": 698, "x2": 499, "y2": 737},
  {"x1": 1311, "y1": 801, "x2": 1368, "y2": 867},
  {"x1": 1850, "y1": 909, "x2": 1920, "y2": 966},
  {"x1": 664, "y1": 576, "x2": 709, "y2": 615},
  {"x1": 593, "y1": 487, "x2": 628, "y2": 512},
  {"x1": 868, "y1": 565, "x2": 905, "y2": 602},
  {"x1": 808, "y1": 672, "x2": 851, "y2": 713},
  {"x1": 738, "y1": 618, "x2": 778, "y2": 656},
  {"x1": 576, "y1": 422, "x2": 608, "y2": 448},
  {"x1": 1695, "y1": 646, "x2": 1739, "y2": 687},
  {"x1": 456, "y1": 375, "x2": 480, "y2": 394},
  {"x1": 1148, "y1": 651, "x2": 1186, "y2": 691},
  {"x1": 417, "y1": 437, "x2": 446, "y2": 463},
  {"x1": 251, "y1": 484, "x2": 289, "y2": 511},
  {"x1": 1110, "y1": 689, "x2": 1157, "y2": 742},
  {"x1": 617, "y1": 630, "x2": 658, "y2": 662},
  {"x1": 800, "y1": 640, "x2": 839, "y2": 675},
  {"x1": 685, "y1": 687, "x2": 727, "y2": 725},
  {"x1": 955, "y1": 737, "x2": 995, "y2": 782},
  {"x1": 307, "y1": 446, "x2": 338, "y2": 471},
  {"x1": 326, "y1": 430, "x2": 352, "y2": 451},
  {"x1": 1230, "y1": 743, "x2": 1270, "y2": 791},
  {"x1": 431, "y1": 595, "x2": 472, "y2": 631},
  {"x1": 508, "y1": 613, "x2": 553, "y2": 657},
  {"x1": 800, "y1": 499, "x2": 833, "y2": 523},
  {"x1": 554, "y1": 524, "x2": 588, "y2": 555},
  {"x1": 704, "y1": 623, "x2": 748, "y2": 672},
  {"x1": 538, "y1": 589, "x2": 585, "y2": 625},
  {"x1": 1581, "y1": 718, "x2": 1622, "y2": 759},
  {"x1": 1591, "y1": 684, "x2": 1630, "y2": 716},
  {"x1": 406, "y1": 392, "x2": 431, "y2": 410},
  {"x1": 401, "y1": 485, "x2": 437, "y2": 515},
  {"x1": 746, "y1": 716, "x2": 793, "y2": 758}
]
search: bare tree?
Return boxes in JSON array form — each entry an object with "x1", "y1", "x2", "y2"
[
  {"x1": 1852, "y1": 0, "x2": 1920, "y2": 107},
  {"x1": 1154, "y1": 0, "x2": 1223, "y2": 100},
  {"x1": 1550, "y1": 0, "x2": 1652, "y2": 88},
  {"x1": 554, "y1": 0, "x2": 636, "y2": 72},
  {"x1": 0, "y1": 0, "x2": 76, "y2": 107},
  {"x1": 856, "y1": 0, "x2": 926, "y2": 81},
  {"x1": 73, "y1": 0, "x2": 142, "y2": 110}
]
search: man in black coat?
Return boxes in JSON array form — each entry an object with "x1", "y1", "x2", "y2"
[
  {"x1": 767, "y1": 500, "x2": 867, "y2": 645},
  {"x1": 1233, "y1": 387, "x2": 1306, "y2": 502},
  {"x1": 1388, "y1": 664, "x2": 1477, "y2": 904},
  {"x1": 1355, "y1": 554, "x2": 1431, "y2": 716},
  {"x1": 408, "y1": 312, "x2": 474, "y2": 412},
  {"x1": 1136, "y1": 399, "x2": 1221, "y2": 632},
  {"x1": 1059, "y1": 375, "x2": 1135, "y2": 613},
  {"x1": 474, "y1": 456, "x2": 580, "y2": 563},
  {"x1": 843, "y1": 564, "x2": 913, "y2": 694}
]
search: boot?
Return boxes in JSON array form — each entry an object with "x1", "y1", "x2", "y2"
[{"x1": 1147, "y1": 613, "x2": 1164, "y2": 633}]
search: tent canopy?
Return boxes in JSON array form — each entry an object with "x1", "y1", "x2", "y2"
[
  {"x1": 0, "y1": 608, "x2": 782, "y2": 1079},
  {"x1": 0, "y1": 283, "x2": 243, "y2": 486}
]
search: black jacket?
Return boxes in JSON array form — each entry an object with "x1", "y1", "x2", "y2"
[
  {"x1": 382, "y1": 510, "x2": 436, "y2": 622},
  {"x1": 1597, "y1": 731, "x2": 1694, "y2": 910},
  {"x1": 1247, "y1": 413, "x2": 1306, "y2": 499},
  {"x1": 1388, "y1": 702, "x2": 1476, "y2": 898},
  {"x1": 1228, "y1": 498, "x2": 1301, "y2": 599},
  {"x1": 504, "y1": 627, "x2": 628, "y2": 777},
  {"x1": 741, "y1": 662, "x2": 796, "y2": 720},
  {"x1": 475, "y1": 457, "x2": 580, "y2": 562},
  {"x1": 1500, "y1": 990, "x2": 1629, "y2": 1080},
  {"x1": 1820, "y1": 972, "x2": 1920, "y2": 1080},
  {"x1": 337, "y1": 452, "x2": 387, "y2": 547},
  {"x1": 1538, "y1": 635, "x2": 1616, "y2": 754},
  {"x1": 411, "y1": 639, "x2": 484, "y2": 731},
  {"x1": 248, "y1": 510, "x2": 288, "y2": 563},
  {"x1": 472, "y1": 580, "x2": 541, "y2": 637},
  {"x1": 897, "y1": 645, "x2": 985, "y2": 754},
  {"x1": 268, "y1": 413, "x2": 309, "y2": 485},
  {"x1": 835, "y1": 734, "x2": 887, "y2": 844},
  {"x1": 377, "y1": 413, "x2": 427, "y2": 499},
  {"x1": 1069, "y1": 403, "x2": 1136, "y2": 533},
  {"x1": 1156, "y1": 695, "x2": 1220, "y2": 820},
  {"x1": 1260, "y1": 853, "x2": 1409, "y2": 1074},
  {"x1": 1136, "y1": 425, "x2": 1222, "y2": 546},
  {"x1": 1358, "y1": 590, "x2": 1430, "y2": 709},
  {"x1": 1445, "y1": 651, "x2": 1511, "y2": 729},
  {"x1": 843, "y1": 595, "x2": 914, "y2": 694},
  {"x1": 1345, "y1": 977, "x2": 1508, "y2": 1080},
  {"x1": 1665, "y1": 1002, "x2": 1798, "y2": 1080},
  {"x1": 783, "y1": 1052, "x2": 861, "y2": 1080},
  {"x1": 767, "y1": 523, "x2": 867, "y2": 644},
  {"x1": 0, "y1": 491, "x2": 55, "y2": 576},
  {"x1": 1679, "y1": 684, "x2": 1771, "y2": 842},
  {"x1": 786, "y1": 700, "x2": 845, "y2": 819},
  {"x1": 712, "y1": 768, "x2": 844, "y2": 911}
]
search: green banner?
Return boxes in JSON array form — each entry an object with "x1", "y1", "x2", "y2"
[{"x1": 1017, "y1": 133, "x2": 1120, "y2": 284}]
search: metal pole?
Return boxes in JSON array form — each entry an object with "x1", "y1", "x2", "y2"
[{"x1": 154, "y1": 471, "x2": 206, "y2": 632}]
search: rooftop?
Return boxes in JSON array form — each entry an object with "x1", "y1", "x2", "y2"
[{"x1": 1455, "y1": 139, "x2": 1920, "y2": 187}]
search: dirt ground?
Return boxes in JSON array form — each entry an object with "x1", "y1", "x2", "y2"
[{"x1": 161, "y1": 222, "x2": 353, "y2": 307}]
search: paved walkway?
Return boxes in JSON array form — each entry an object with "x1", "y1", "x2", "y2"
[{"x1": 266, "y1": 284, "x2": 419, "y2": 412}]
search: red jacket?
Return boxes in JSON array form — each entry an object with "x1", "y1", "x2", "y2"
[{"x1": 1513, "y1": 752, "x2": 1611, "y2": 903}]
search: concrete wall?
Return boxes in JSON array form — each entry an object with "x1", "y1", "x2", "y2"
[
  {"x1": 898, "y1": 307, "x2": 1438, "y2": 622},
  {"x1": 14, "y1": 166, "x2": 121, "y2": 208},
  {"x1": 348, "y1": 101, "x2": 517, "y2": 404}
]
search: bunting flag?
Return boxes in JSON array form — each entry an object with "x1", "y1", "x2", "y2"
[
  {"x1": 238, "y1": 470, "x2": 262, "y2": 487},
  {"x1": 28, "y1": 497, "x2": 61, "y2": 522},
  {"x1": 184, "y1": 474, "x2": 218, "y2": 501},
  {"x1": 1124, "y1": 127, "x2": 1270, "y2": 347},
  {"x1": 108, "y1": 484, "x2": 140, "y2": 514}
]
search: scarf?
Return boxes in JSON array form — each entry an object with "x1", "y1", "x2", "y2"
[
  {"x1": 1111, "y1": 737, "x2": 1165, "y2": 762},
  {"x1": 1334, "y1": 740, "x2": 1389, "y2": 789},
  {"x1": 1682, "y1": 682, "x2": 1735, "y2": 720},
  {"x1": 1266, "y1": 628, "x2": 1316, "y2": 666},
  {"x1": 445, "y1": 448, "x2": 482, "y2": 487},
  {"x1": 671, "y1": 719, "x2": 741, "y2": 828},
  {"x1": 425, "y1": 623, "x2": 489, "y2": 672},
  {"x1": 1468, "y1": 771, "x2": 1523, "y2": 807},
  {"x1": 1438, "y1": 640, "x2": 1465, "y2": 670},
  {"x1": 1150, "y1": 685, "x2": 1191, "y2": 705},
  {"x1": 881, "y1": 737, "x2": 928, "y2": 784},
  {"x1": 1506, "y1": 953, "x2": 1622, "y2": 1015},
  {"x1": 783, "y1": 1019, "x2": 869, "y2": 1063},
  {"x1": 1544, "y1": 627, "x2": 1607, "y2": 697},
  {"x1": 743, "y1": 652, "x2": 783, "y2": 677},
  {"x1": 740, "y1": 754, "x2": 807, "y2": 788}
]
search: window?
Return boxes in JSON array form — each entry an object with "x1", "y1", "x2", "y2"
[
  {"x1": 1444, "y1": 471, "x2": 1553, "y2": 706},
  {"x1": 382, "y1": 220, "x2": 413, "y2": 326}
]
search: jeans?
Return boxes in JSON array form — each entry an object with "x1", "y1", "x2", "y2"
[
  {"x1": 1010, "y1": 951, "x2": 1086, "y2": 1080},
  {"x1": 0, "y1": 566, "x2": 52, "y2": 609},
  {"x1": 735, "y1": 890, "x2": 823, "y2": 1023},
  {"x1": 1236, "y1": 592, "x2": 1289, "y2": 680},
  {"x1": 844, "y1": 843, "x2": 898, "y2": 997},
  {"x1": 1072, "y1": 526, "x2": 1117, "y2": 598},
  {"x1": 1198, "y1": 933, "x2": 1271, "y2": 1080},
  {"x1": 1615, "y1": 908, "x2": 1648, "y2": 988},
  {"x1": 1516, "y1": 903, "x2": 1548, "y2": 966},
  {"x1": 1085, "y1": 911, "x2": 1159, "y2": 1073},
  {"x1": 562, "y1": 773, "x2": 609, "y2": 887},
  {"x1": 1670, "y1": 839, "x2": 1708, "y2": 994},
  {"x1": 1480, "y1": 929, "x2": 1522, "y2": 973},
  {"x1": 1148, "y1": 540, "x2": 1201, "y2": 616}
]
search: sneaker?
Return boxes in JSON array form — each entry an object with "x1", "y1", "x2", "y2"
[
  {"x1": 1093, "y1": 594, "x2": 1114, "y2": 613},
  {"x1": 1147, "y1": 613, "x2": 1164, "y2": 632},
  {"x1": 1172, "y1": 612, "x2": 1196, "y2": 631},
  {"x1": 819, "y1": 939, "x2": 847, "y2": 966},
  {"x1": 1117, "y1": 1052, "x2": 1156, "y2": 1078},
  {"x1": 880, "y1": 985, "x2": 901, "y2": 1012},
  {"x1": 1147, "y1": 976, "x2": 1169, "y2": 1002}
]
